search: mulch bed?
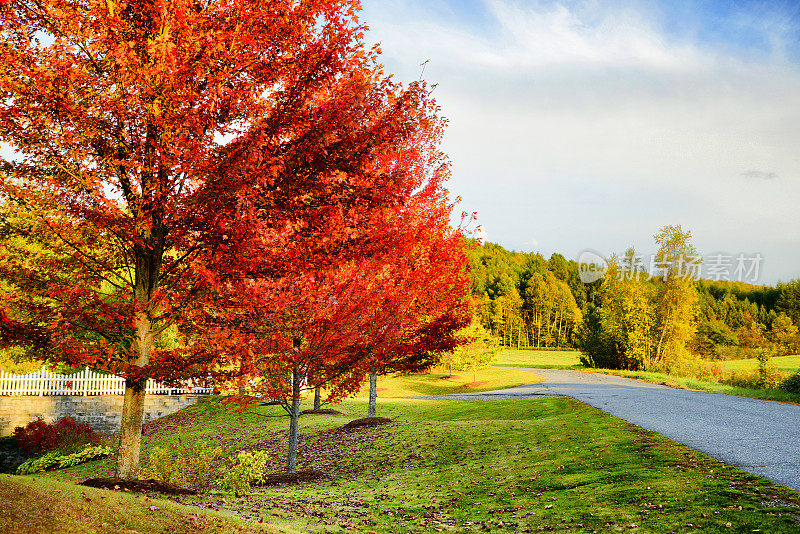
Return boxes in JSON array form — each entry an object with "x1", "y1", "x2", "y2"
[
  {"x1": 300, "y1": 408, "x2": 342, "y2": 415},
  {"x1": 81, "y1": 477, "x2": 197, "y2": 495},
  {"x1": 339, "y1": 417, "x2": 392, "y2": 431},
  {"x1": 257, "y1": 469, "x2": 327, "y2": 486},
  {"x1": 461, "y1": 381, "x2": 488, "y2": 388}
]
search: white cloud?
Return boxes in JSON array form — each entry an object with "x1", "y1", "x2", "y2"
[
  {"x1": 472, "y1": 225, "x2": 489, "y2": 242},
  {"x1": 362, "y1": 0, "x2": 800, "y2": 282}
]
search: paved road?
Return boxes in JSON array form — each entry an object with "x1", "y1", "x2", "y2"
[{"x1": 446, "y1": 367, "x2": 800, "y2": 492}]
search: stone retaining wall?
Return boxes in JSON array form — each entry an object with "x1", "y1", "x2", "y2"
[{"x1": 0, "y1": 394, "x2": 207, "y2": 436}]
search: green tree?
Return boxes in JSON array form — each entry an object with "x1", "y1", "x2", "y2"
[
  {"x1": 576, "y1": 256, "x2": 653, "y2": 370},
  {"x1": 524, "y1": 273, "x2": 552, "y2": 348},
  {"x1": 777, "y1": 280, "x2": 800, "y2": 326},
  {"x1": 451, "y1": 319, "x2": 500, "y2": 383}
]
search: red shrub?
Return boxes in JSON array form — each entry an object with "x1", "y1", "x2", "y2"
[{"x1": 13, "y1": 415, "x2": 99, "y2": 454}]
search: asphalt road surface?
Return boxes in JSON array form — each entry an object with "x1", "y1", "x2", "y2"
[{"x1": 448, "y1": 367, "x2": 800, "y2": 492}]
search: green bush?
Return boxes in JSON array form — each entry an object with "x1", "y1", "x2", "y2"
[
  {"x1": 16, "y1": 444, "x2": 112, "y2": 475},
  {"x1": 755, "y1": 348, "x2": 781, "y2": 388},
  {"x1": 141, "y1": 439, "x2": 223, "y2": 492},
  {"x1": 55, "y1": 445, "x2": 112, "y2": 468},
  {"x1": 723, "y1": 369, "x2": 783, "y2": 390},
  {"x1": 142, "y1": 446, "x2": 180, "y2": 485},
  {"x1": 217, "y1": 450, "x2": 271, "y2": 495},
  {"x1": 781, "y1": 371, "x2": 800, "y2": 394}
]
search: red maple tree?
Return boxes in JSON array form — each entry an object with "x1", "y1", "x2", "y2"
[
  {"x1": 194, "y1": 114, "x2": 472, "y2": 473},
  {"x1": 0, "y1": 0, "x2": 440, "y2": 479}
]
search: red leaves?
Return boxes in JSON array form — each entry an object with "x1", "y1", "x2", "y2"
[
  {"x1": 13, "y1": 415, "x2": 100, "y2": 454},
  {"x1": 0, "y1": 0, "x2": 470, "y2": 405}
]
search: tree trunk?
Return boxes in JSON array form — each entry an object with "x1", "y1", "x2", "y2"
[
  {"x1": 287, "y1": 365, "x2": 301, "y2": 473},
  {"x1": 655, "y1": 308, "x2": 671, "y2": 363},
  {"x1": 116, "y1": 308, "x2": 153, "y2": 480},
  {"x1": 313, "y1": 385, "x2": 321, "y2": 410},
  {"x1": 368, "y1": 370, "x2": 378, "y2": 418},
  {"x1": 557, "y1": 310, "x2": 563, "y2": 347}
]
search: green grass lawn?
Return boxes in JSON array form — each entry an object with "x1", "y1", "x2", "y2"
[
  {"x1": 494, "y1": 349, "x2": 800, "y2": 404},
  {"x1": 722, "y1": 354, "x2": 800, "y2": 374},
  {"x1": 494, "y1": 348, "x2": 583, "y2": 368},
  {"x1": 0, "y1": 473, "x2": 286, "y2": 534},
  {"x1": 12, "y1": 395, "x2": 799, "y2": 533},
  {"x1": 578, "y1": 367, "x2": 800, "y2": 404},
  {"x1": 351, "y1": 367, "x2": 542, "y2": 398}
]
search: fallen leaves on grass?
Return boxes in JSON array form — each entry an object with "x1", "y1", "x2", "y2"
[{"x1": 257, "y1": 470, "x2": 327, "y2": 486}]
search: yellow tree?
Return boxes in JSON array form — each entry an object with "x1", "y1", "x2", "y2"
[
  {"x1": 451, "y1": 318, "x2": 500, "y2": 383},
  {"x1": 652, "y1": 225, "x2": 699, "y2": 364},
  {"x1": 771, "y1": 313, "x2": 798, "y2": 355}
]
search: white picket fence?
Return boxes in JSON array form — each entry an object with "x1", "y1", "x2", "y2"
[{"x1": 0, "y1": 367, "x2": 212, "y2": 396}]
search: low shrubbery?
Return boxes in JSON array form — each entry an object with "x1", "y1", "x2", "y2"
[
  {"x1": 16, "y1": 445, "x2": 112, "y2": 475},
  {"x1": 649, "y1": 354, "x2": 726, "y2": 383},
  {"x1": 141, "y1": 439, "x2": 223, "y2": 493},
  {"x1": 143, "y1": 444, "x2": 270, "y2": 495},
  {"x1": 217, "y1": 450, "x2": 272, "y2": 495},
  {"x1": 11, "y1": 416, "x2": 109, "y2": 476},
  {"x1": 594, "y1": 351, "x2": 797, "y2": 395},
  {"x1": 710, "y1": 345, "x2": 762, "y2": 361},
  {"x1": 13, "y1": 415, "x2": 99, "y2": 455},
  {"x1": 782, "y1": 371, "x2": 800, "y2": 394}
]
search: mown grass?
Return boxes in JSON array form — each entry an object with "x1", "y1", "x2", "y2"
[
  {"x1": 722, "y1": 354, "x2": 800, "y2": 373},
  {"x1": 23, "y1": 395, "x2": 800, "y2": 533},
  {"x1": 351, "y1": 367, "x2": 542, "y2": 398},
  {"x1": 0, "y1": 473, "x2": 288, "y2": 534},
  {"x1": 493, "y1": 349, "x2": 800, "y2": 403},
  {"x1": 577, "y1": 368, "x2": 800, "y2": 404},
  {"x1": 494, "y1": 349, "x2": 583, "y2": 368}
]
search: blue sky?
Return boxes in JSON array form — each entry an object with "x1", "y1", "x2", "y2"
[{"x1": 360, "y1": 0, "x2": 800, "y2": 284}]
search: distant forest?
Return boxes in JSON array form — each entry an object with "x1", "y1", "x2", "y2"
[{"x1": 466, "y1": 239, "x2": 800, "y2": 364}]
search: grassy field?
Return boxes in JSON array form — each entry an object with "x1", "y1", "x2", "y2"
[
  {"x1": 578, "y1": 367, "x2": 800, "y2": 404},
  {"x1": 722, "y1": 354, "x2": 800, "y2": 374},
  {"x1": 11, "y1": 395, "x2": 798, "y2": 533},
  {"x1": 351, "y1": 367, "x2": 542, "y2": 398},
  {"x1": 491, "y1": 349, "x2": 800, "y2": 403},
  {"x1": 0, "y1": 474, "x2": 284, "y2": 534},
  {"x1": 494, "y1": 348, "x2": 583, "y2": 368}
]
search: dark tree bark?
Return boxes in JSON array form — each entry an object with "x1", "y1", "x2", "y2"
[
  {"x1": 287, "y1": 366, "x2": 301, "y2": 473},
  {"x1": 368, "y1": 369, "x2": 378, "y2": 418}
]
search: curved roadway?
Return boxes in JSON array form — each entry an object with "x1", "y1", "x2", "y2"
[{"x1": 448, "y1": 367, "x2": 800, "y2": 492}]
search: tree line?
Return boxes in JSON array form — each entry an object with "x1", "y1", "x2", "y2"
[
  {"x1": 467, "y1": 230, "x2": 800, "y2": 369},
  {"x1": 467, "y1": 242, "x2": 592, "y2": 349}
]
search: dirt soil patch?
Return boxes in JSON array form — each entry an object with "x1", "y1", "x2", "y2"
[
  {"x1": 461, "y1": 381, "x2": 488, "y2": 389},
  {"x1": 81, "y1": 477, "x2": 197, "y2": 495},
  {"x1": 440, "y1": 375, "x2": 462, "y2": 380},
  {"x1": 300, "y1": 408, "x2": 342, "y2": 415},
  {"x1": 340, "y1": 417, "x2": 392, "y2": 431},
  {"x1": 257, "y1": 469, "x2": 326, "y2": 486}
]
